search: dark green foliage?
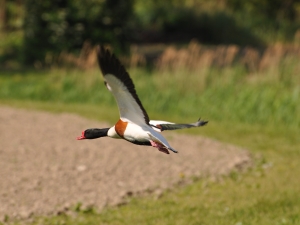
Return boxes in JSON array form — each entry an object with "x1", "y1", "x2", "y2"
[
  {"x1": 22, "y1": 0, "x2": 134, "y2": 64},
  {"x1": 2, "y1": 0, "x2": 300, "y2": 66},
  {"x1": 227, "y1": 0, "x2": 300, "y2": 22},
  {"x1": 162, "y1": 9, "x2": 264, "y2": 47},
  {"x1": 134, "y1": 0, "x2": 300, "y2": 44},
  {"x1": 227, "y1": 0, "x2": 300, "y2": 41}
]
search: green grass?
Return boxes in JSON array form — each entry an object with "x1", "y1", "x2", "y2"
[
  {"x1": 0, "y1": 65, "x2": 299, "y2": 224},
  {"x1": 0, "y1": 65, "x2": 299, "y2": 128}
]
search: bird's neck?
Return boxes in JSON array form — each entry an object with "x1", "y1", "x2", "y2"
[{"x1": 108, "y1": 126, "x2": 122, "y2": 139}]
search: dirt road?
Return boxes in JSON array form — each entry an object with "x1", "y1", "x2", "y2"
[{"x1": 0, "y1": 106, "x2": 251, "y2": 221}]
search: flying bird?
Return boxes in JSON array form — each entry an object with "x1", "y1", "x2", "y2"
[{"x1": 77, "y1": 46, "x2": 208, "y2": 154}]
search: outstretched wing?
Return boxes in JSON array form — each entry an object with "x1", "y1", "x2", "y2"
[
  {"x1": 97, "y1": 46, "x2": 150, "y2": 125},
  {"x1": 150, "y1": 118, "x2": 208, "y2": 132}
]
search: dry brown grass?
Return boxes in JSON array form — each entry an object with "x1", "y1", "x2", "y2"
[
  {"x1": 47, "y1": 42, "x2": 147, "y2": 69},
  {"x1": 44, "y1": 41, "x2": 95, "y2": 69},
  {"x1": 48, "y1": 40, "x2": 300, "y2": 83},
  {"x1": 156, "y1": 40, "x2": 300, "y2": 73}
]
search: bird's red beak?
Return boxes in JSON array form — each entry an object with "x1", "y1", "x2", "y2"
[{"x1": 77, "y1": 131, "x2": 86, "y2": 140}]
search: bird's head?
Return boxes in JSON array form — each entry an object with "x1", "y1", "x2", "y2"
[{"x1": 77, "y1": 128, "x2": 109, "y2": 140}]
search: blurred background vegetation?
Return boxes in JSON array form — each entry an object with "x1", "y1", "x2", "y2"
[
  {"x1": 0, "y1": 0, "x2": 300, "y2": 67},
  {"x1": 0, "y1": 0, "x2": 299, "y2": 129},
  {"x1": 1, "y1": 1, "x2": 300, "y2": 224}
]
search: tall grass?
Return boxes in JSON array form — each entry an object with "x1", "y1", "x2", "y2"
[
  {"x1": 0, "y1": 70, "x2": 299, "y2": 129},
  {"x1": 0, "y1": 42, "x2": 299, "y2": 128}
]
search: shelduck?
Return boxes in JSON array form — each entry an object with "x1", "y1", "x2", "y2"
[{"x1": 77, "y1": 46, "x2": 208, "y2": 154}]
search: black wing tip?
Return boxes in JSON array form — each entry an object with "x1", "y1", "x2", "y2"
[
  {"x1": 97, "y1": 45, "x2": 114, "y2": 62},
  {"x1": 96, "y1": 45, "x2": 126, "y2": 77},
  {"x1": 96, "y1": 45, "x2": 106, "y2": 60},
  {"x1": 197, "y1": 118, "x2": 209, "y2": 126},
  {"x1": 96, "y1": 45, "x2": 110, "y2": 74},
  {"x1": 96, "y1": 45, "x2": 110, "y2": 57}
]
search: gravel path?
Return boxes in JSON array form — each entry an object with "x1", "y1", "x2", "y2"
[{"x1": 0, "y1": 106, "x2": 251, "y2": 221}]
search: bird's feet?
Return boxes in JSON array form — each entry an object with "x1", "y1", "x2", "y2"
[
  {"x1": 149, "y1": 140, "x2": 170, "y2": 154},
  {"x1": 149, "y1": 140, "x2": 178, "y2": 154}
]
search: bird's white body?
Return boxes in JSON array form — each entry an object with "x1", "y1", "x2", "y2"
[
  {"x1": 107, "y1": 126, "x2": 121, "y2": 139},
  {"x1": 123, "y1": 122, "x2": 176, "y2": 151}
]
